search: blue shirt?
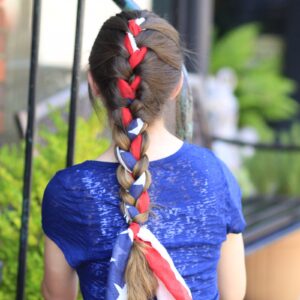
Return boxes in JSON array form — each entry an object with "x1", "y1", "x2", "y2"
[{"x1": 41, "y1": 141, "x2": 246, "y2": 300}]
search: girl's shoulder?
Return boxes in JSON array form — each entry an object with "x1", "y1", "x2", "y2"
[
  {"x1": 184, "y1": 141, "x2": 217, "y2": 159},
  {"x1": 45, "y1": 159, "x2": 117, "y2": 192},
  {"x1": 183, "y1": 141, "x2": 227, "y2": 174},
  {"x1": 184, "y1": 142, "x2": 247, "y2": 233}
]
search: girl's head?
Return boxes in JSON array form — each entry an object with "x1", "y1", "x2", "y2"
[
  {"x1": 88, "y1": 9, "x2": 183, "y2": 299},
  {"x1": 88, "y1": 9, "x2": 183, "y2": 124}
]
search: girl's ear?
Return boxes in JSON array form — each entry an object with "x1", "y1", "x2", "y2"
[
  {"x1": 87, "y1": 70, "x2": 101, "y2": 97},
  {"x1": 170, "y1": 70, "x2": 184, "y2": 99}
]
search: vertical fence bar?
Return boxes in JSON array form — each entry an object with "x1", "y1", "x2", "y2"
[
  {"x1": 16, "y1": 0, "x2": 41, "y2": 299},
  {"x1": 66, "y1": 0, "x2": 85, "y2": 167}
]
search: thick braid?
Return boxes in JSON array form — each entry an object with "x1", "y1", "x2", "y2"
[
  {"x1": 115, "y1": 17, "x2": 151, "y2": 226},
  {"x1": 112, "y1": 18, "x2": 157, "y2": 299},
  {"x1": 105, "y1": 16, "x2": 193, "y2": 300}
]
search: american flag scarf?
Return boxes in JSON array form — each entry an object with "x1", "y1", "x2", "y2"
[{"x1": 105, "y1": 17, "x2": 192, "y2": 300}]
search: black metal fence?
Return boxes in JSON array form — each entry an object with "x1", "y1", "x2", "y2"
[{"x1": 16, "y1": 1, "x2": 41, "y2": 299}]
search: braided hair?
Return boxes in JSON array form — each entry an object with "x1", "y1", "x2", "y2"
[{"x1": 88, "y1": 10, "x2": 191, "y2": 300}]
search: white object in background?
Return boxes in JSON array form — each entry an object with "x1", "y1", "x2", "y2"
[
  {"x1": 203, "y1": 68, "x2": 240, "y2": 171},
  {"x1": 238, "y1": 127, "x2": 259, "y2": 158},
  {"x1": 39, "y1": 0, "x2": 152, "y2": 68}
]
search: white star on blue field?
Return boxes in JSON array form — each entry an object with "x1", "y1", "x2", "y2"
[{"x1": 106, "y1": 229, "x2": 133, "y2": 300}]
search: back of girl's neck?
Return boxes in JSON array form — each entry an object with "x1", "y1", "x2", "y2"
[{"x1": 95, "y1": 129, "x2": 183, "y2": 162}]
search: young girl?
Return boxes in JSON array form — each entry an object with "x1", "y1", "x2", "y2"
[{"x1": 41, "y1": 9, "x2": 247, "y2": 300}]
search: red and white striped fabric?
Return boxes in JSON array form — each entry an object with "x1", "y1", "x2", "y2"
[{"x1": 130, "y1": 223, "x2": 193, "y2": 300}]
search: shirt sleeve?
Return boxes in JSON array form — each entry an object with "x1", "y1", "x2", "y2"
[
  {"x1": 215, "y1": 156, "x2": 247, "y2": 234},
  {"x1": 41, "y1": 171, "x2": 82, "y2": 269}
]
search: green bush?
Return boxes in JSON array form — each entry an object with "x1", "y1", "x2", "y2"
[
  {"x1": 0, "y1": 103, "x2": 110, "y2": 299},
  {"x1": 211, "y1": 23, "x2": 298, "y2": 140},
  {"x1": 244, "y1": 123, "x2": 300, "y2": 196},
  {"x1": 211, "y1": 23, "x2": 300, "y2": 198}
]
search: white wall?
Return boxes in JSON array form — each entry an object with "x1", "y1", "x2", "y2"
[{"x1": 39, "y1": 0, "x2": 152, "y2": 68}]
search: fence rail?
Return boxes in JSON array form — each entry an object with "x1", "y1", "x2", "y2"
[
  {"x1": 16, "y1": 0, "x2": 41, "y2": 299},
  {"x1": 211, "y1": 135, "x2": 300, "y2": 151}
]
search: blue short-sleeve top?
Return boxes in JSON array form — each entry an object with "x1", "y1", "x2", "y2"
[{"x1": 41, "y1": 141, "x2": 247, "y2": 300}]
